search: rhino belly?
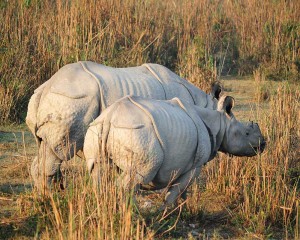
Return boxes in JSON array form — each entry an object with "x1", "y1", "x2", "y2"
[{"x1": 150, "y1": 107, "x2": 198, "y2": 187}]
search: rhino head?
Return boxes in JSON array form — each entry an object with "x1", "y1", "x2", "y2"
[{"x1": 218, "y1": 96, "x2": 266, "y2": 157}]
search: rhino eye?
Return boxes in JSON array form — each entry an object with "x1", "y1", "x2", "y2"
[{"x1": 246, "y1": 132, "x2": 249, "y2": 136}]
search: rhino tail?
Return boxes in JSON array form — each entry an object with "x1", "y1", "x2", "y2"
[
  {"x1": 26, "y1": 84, "x2": 49, "y2": 147},
  {"x1": 89, "y1": 97, "x2": 127, "y2": 162}
]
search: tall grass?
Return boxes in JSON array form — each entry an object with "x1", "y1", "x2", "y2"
[
  {"x1": 22, "y1": 154, "x2": 187, "y2": 239},
  {"x1": 10, "y1": 80, "x2": 299, "y2": 239},
  {"x1": 202, "y1": 82, "x2": 300, "y2": 238},
  {"x1": 23, "y1": 158, "x2": 152, "y2": 239},
  {"x1": 0, "y1": 0, "x2": 299, "y2": 238},
  {"x1": 0, "y1": 0, "x2": 299, "y2": 123}
]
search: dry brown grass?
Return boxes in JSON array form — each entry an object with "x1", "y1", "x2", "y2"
[
  {"x1": 1, "y1": 0, "x2": 299, "y2": 123},
  {"x1": 0, "y1": 0, "x2": 300, "y2": 239},
  {"x1": 1, "y1": 77, "x2": 299, "y2": 239},
  {"x1": 201, "y1": 80, "x2": 300, "y2": 239}
]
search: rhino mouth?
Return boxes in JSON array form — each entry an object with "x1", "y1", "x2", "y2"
[{"x1": 253, "y1": 140, "x2": 266, "y2": 154}]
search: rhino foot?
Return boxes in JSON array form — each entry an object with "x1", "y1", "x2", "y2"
[{"x1": 158, "y1": 167, "x2": 201, "y2": 211}]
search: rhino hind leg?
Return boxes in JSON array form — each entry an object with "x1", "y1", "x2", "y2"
[
  {"x1": 86, "y1": 158, "x2": 143, "y2": 193},
  {"x1": 31, "y1": 141, "x2": 63, "y2": 192},
  {"x1": 160, "y1": 167, "x2": 201, "y2": 210},
  {"x1": 85, "y1": 132, "x2": 164, "y2": 196},
  {"x1": 89, "y1": 155, "x2": 162, "y2": 194}
]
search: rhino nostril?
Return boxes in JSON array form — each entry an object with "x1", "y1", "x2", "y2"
[{"x1": 260, "y1": 141, "x2": 266, "y2": 151}]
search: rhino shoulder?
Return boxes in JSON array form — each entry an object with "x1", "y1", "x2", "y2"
[
  {"x1": 144, "y1": 64, "x2": 213, "y2": 108},
  {"x1": 172, "y1": 98, "x2": 212, "y2": 165}
]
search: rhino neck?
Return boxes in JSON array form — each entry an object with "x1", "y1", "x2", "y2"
[
  {"x1": 181, "y1": 82, "x2": 211, "y2": 108},
  {"x1": 195, "y1": 108, "x2": 226, "y2": 161},
  {"x1": 218, "y1": 116, "x2": 232, "y2": 154},
  {"x1": 193, "y1": 90, "x2": 218, "y2": 110}
]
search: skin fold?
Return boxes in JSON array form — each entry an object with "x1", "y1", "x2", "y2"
[{"x1": 83, "y1": 95, "x2": 266, "y2": 209}]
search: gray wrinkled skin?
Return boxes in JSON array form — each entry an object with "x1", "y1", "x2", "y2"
[
  {"x1": 26, "y1": 61, "x2": 221, "y2": 190},
  {"x1": 83, "y1": 95, "x2": 266, "y2": 208}
]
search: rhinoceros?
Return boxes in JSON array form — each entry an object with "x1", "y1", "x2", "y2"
[
  {"x1": 26, "y1": 61, "x2": 222, "y2": 190},
  {"x1": 83, "y1": 95, "x2": 266, "y2": 208}
]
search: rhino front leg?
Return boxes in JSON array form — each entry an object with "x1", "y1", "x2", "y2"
[
  {"x1": 87, "y1": 158, "x2": 102, "y2": 190},
  {"x1": 31, "y1": 141, "x2": 63, "y2": 192},
  {"x1": 161, "y1": 167, "x2": 201, "y2": 210}
]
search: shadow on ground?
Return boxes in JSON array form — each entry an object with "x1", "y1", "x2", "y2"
[
  {"x1": 0, "y1": 214, "x2": 39, "y2": 239},
  {"x1": 0, "y1": 183, "x2": 32, "y2": 195}
]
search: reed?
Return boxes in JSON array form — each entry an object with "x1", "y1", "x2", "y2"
[
  {"x1": 9, "y1": 79, "x2": 298, "y2": 239},
  {"x1": 201, "y1": 81, "x2": 300, "y2": 238},
  {"x1": 1, "y1": 0, "x2": 299, "y2": 123},
  {"x1": 24, "y1": 157, "x2": 152, "y2": 239},
  {"x1": 1, "y1": 0, "x2": 299, "y2": 238}
]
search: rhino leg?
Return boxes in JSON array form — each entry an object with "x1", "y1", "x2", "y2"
[
  {"x1": 89, "y1": 157, "x2": 160, "y2": 194},
  {"x1": 31, "y1": 141, "x2": 63, "y2": 192},
  {"x1": 87, "y1": 158, "x2": 143, "y2": 194},
  {"x1": 88, "y1": 159, "x2": 103, "y2": 190},
  {"x1": 161, "y1": 167, "x2": 201, "y2": 210}
]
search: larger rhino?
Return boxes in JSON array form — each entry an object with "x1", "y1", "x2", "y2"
[
  {"x1": 83, "y1": 95, "x2": 266, "y2": 208},
  {"x1": 26, "y1": 61, "x2": 222, "y2": 190}
]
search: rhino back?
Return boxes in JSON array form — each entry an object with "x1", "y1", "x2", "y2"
[
  {"x1": 83, "y1": 62, "x2": 166, "y2": 107},
  {"x1": 144, "y1": 63, "x2": 209, "y2": 107},
  {"x1": 83, "y1": 61, "x2": 200, "y2": 107}
]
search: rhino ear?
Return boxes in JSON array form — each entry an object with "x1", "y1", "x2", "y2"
[
  {"x1": 218, "y1": 95, "x2": 235, "y2": 115},
  {"x1": 211, "y1": 81, "x2": 222, "y2": 100}
]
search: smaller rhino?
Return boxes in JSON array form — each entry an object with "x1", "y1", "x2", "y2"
[{"x1": 83, "y1": 95, "x2": 266, "y2": 208}]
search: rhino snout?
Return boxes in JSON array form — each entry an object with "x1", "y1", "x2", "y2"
[
  {"x1": 259, "y1": 139, "x2": 266, "y2": 153},
  {"x1": 253, "y1": 138, "x2": 266, "y2": 154}
]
